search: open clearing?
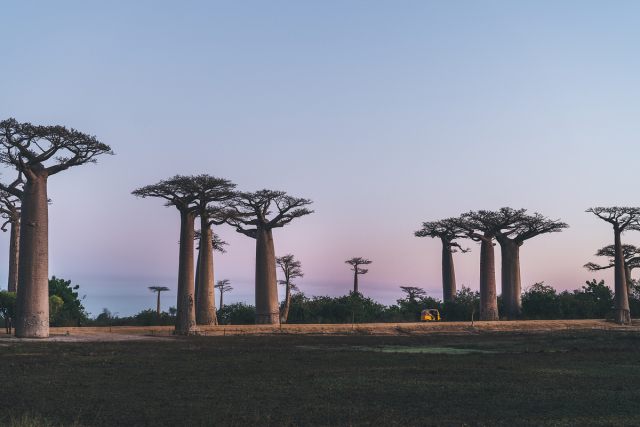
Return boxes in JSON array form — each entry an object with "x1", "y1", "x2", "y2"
[{"x1": 1, "y1": 321, "x2": 640, "y2": 426}]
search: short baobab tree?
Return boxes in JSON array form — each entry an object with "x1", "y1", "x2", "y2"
[
  {"x1": 415, "y1": 218, "x2": 469, "y2": 301},
  {"x1": 149, "y1": 286, "x2": 170, "y2": 314},
  {"x1": 399, "y1": 286, "x2": 427, "y2": 303},
  {"x1": 0, "y1": 118, "x2": 113, "y2": 338},
  {"x1": 276, "y1": 254, "x2": 304, "y2": 323},
  {"x1": 132, "y1": 174, "x2": 235, "y2": 334},
  {"x1": 495, "y1": 210, "x2": 568, "y2": 317},
  {"x1": 345, "y1": 257, "x2": 372, "y2": 293},
  {"x1": 586, "y1": 207, "x2": 640, "y2": 324},
  {"x1": 227, "y1": 190, "x2": 313, "y2": 324},
  {"x1": 214, "y1": 279, "x2": 233, "y2": 309},
  {"x1": 585, "y1": 244, "x2": 640, "y2": 295},
  {"x1": 0, "y1": 176, "x2": 23, "y2": 293},
  {"x1": 455, "y1": 209, "x2": 525, "y2": 321}
]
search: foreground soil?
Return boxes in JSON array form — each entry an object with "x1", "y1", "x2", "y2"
[{"x1": 1, "y1": 322, "x2": 640, "y2": 426}]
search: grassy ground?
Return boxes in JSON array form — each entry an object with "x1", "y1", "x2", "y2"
[{"x1": 1, "y1": 330, "x2": 639, "y2": 426}]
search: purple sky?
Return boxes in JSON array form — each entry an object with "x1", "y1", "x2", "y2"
[{"x1": 2, "y1": 1, "x2": 640, "y2": 316}]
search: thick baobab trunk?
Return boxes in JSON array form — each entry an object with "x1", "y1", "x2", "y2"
[
  {"x1": 478, "y1": 235, "x2": 499, "y2": 321},
  {"x1": 195, "y1": 221, "x2": 217, "y2": 325},
  {"x1": 194, "y1": 248, "x2": 200, "y2": 309},
  {"x1": 441, "y1": 238, "x2": 456, "y2": 301},
  {"x1": 625, "y1": 265, "x2": 634, "y2": 296},
  {"x1": 280, "y1": 281, "x2": 291, "y2": 323},
  {"x1": 255, "y1": 224, "x2": 279, "y2": 324},
  {"x1": 15, "y1": 166, "x2": 49, "y2": 338},
  {"x1": 497, "y1": 236, "x2": 522, "y2": 318},
  {"x1": 7, "y1": 220, "x2": 19, "y2": 293},
  {"x1": 614, "y1": 229, "x2": 631, "y2": 324},
  {"x1": 175, "y1": 210, "x2": 198, "y2": 334},
  {"x1": 353, "y1": 271, "x2": 358, "y2": 293},
  {"x1": 157, "y1": 291, "x2": 161, "y2": 314}
]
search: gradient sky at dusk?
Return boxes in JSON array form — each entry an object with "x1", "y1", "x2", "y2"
[{"x1": 2, "y1": 1, "x2": 640, "y2": 316}]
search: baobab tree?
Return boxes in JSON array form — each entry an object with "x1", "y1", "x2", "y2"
[
  {"x1": 495, "y1": 210, "x2": 568, "y2": 317},
  {"x1": 399, "y1": 286, "x2": 426, "y2": 302},
  {"x1": 415, "y1": 218, "x2": 469, "y2": 301},
  {"x1": 0, "y1": 118, "x2": 113, "y2": 338},
  {"x1": 0, "y1": 176, "x2": 23, "y2": 293},
  {"x1": 276, "y1": 254, "x2": 304, "y2": 323},
  {"x1": 132, "y1": 174, "x2": 235, "y2": 334},
  {"x1": 149, "y1": 286, "x2": 170, "y2": 314},
  {"x1": 214, "y1": 279, "x2": 232, "y2": 309},
  {"x1": 227, "y1": 190, "x2": 313, "y2": 324},
  {"x1": 584, "y1": 244, "x2": 640, "y2": 295},
  {"x1": 345, "y1": 257, "x2": 372, "y2": 293},
  {"x1": 194, "y1": 229, "x2": 228, "y2": 314},
  {"x1": 193, "y1": 198, "x2": 234, "y2": 326},
  {"x1": 455, "y1": 209, "x2": 525, "y2": 321},
  {"x1": 586, "y1": 207, "x2": 640, "y2": 324}
]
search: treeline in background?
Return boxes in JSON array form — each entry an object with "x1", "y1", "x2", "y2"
[{"x1": 3, "y1": 276, "x2": 638, "y2": 327}]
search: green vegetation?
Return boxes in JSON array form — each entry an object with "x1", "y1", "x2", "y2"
[
  {"x1": 1, "y1": 331, "x2": 640, "y2": 426},
  {"x1": 48, "y1": 277, "x2": 88, "y2": 326}
]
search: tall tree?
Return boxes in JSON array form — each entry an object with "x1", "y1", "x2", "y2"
[
  {"x1": 495, "y1": 210, "x2": 568, "y2": 317},
  {"x1": 0, "y1": 118, "x2": 112, "y2": 338},
  {"x1": 149, "y1": 286, "x2": 170, "y2": 314},
  {"x1": 345, "y1": 257, "x2": 372, "y2": 293},
  {"x1": 133, "y1": 175, "x2": 234, "y2": 334},
  {"x1": 276, "y1": 254, "x2": 304, "y2": 323},
  {"x1": 214, "y1": 279, "x2": 232, "y2": 309},
  {"x1": 455, "y1": 209, "x2": 525, "y2": 321},
  {"x1": 584, "y1": 244, "x2": 640, "y2": 295},
  {"x1": 414, "y1": 218, "x2": 469, "y2": 301},
  {"x1": 192, "y1": 180, "x2": 235, "y2": 326},
  {"x1": 0, "y1": 175, "x2": 23, "y2": 293},
  {"x1": 586, "y1": 207, "x2": 640, "y2": 324},
  {"x1": 194, "y1": 229, "x2": 228, "y2": 310},
  {"x1": 227, "y1": 190, "x2": 313, "y2": 324}
]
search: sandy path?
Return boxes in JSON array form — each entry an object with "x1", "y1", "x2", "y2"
[{"x1": 0, "y1": 319, "x2": 638, "y2": 342}]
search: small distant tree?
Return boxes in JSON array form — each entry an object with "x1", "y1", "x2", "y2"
[
  {"x1": 214, "y1": 279, "x2": 233, "y2": 309},
  {"x1": 586, "y1": 207, "x2": 640, "y2": 324},
  {"x1": 276, "y1": 254, "x2": 304, "y2": 323},
  {"x1": 399, "y1": 286, "x2": 427, "y2": 303},
  {"x1": 227, "y1": 190, "x2": 313, "y2": 324},
  {"x1": 149, "y1": 286, "x2": 170, "y2": 314},
  {"x1": 0, "y1": 118, "x2": 113, "y2": 337},
  {"x1": 0, "y1": 290, "x2": 16, "y2": 325},
  {"x1": 584, "y1": 244, "x2": 640, "y2": 296},
  {"x1": 48, "y1": 276, "x2": 87, "y2": 326},
  {"x1": 345, "y1": 257, "x2": 372, "y2": 293}
]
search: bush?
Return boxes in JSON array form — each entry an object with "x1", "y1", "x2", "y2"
[
  {"x1": 48, "y1": 276, "x2": 88, "y2": 326},
  {"x1": 217, "y1": 303, "x2": 256, "y2": 325}
]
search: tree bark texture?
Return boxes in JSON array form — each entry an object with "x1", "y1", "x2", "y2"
[
  {"x1": 280, "y1": 280, "x2": 291, "y2": 323},
  {"x1": 254, "y1": 224, "x2": 279, "y2": 324},
  {"x1": 440, "y1": 237, "x2": 456, "y2": 301},
  {"x1": 157, "y1": 291, "x2": 161, "y2": 314},
  {"x1": 478, "y1": 235, "x2": 499, "y2": 321},
  {"x1": 625, "y1": 266, "x2": 633, "y2": 296},
  {"x1": 614, "y1": 229, "x2": 631, "y2": 324},
  {"x1": 195, "y1": 220, "x2": 217, "y2": 325},
  {"x1": 219, "y1": 290, "x2": 223, "y2": 310},
  {"x1": 15, "y1": 165, "x2": 49, "y2": 338},
  {"x1": 175, "y1": 211, "x2": 198, "y2": 334},
  {"x1": 353, "y1": 271, "x2": 358, "y2": 293},
  {"x1": 7, "y1": 220, "x2": 19, "y2": 293},
  {"x1": 194, "y1": 248, "x2": 200, "y2": 309},
  {"x1": 497, "y1": 236, "x2": 522, "y2": 317}
]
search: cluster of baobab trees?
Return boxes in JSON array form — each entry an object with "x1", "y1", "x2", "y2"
[
  {"x1": 416, "y1": 207, "x2": 640, "y2": 325},
  {"x1": 132, "y1": 178, "x2": 313, "y2": 333}
]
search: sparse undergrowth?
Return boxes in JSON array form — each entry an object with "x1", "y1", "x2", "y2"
[{"x1": 1, "y1": 331, "x2": 640, "y2": 426}]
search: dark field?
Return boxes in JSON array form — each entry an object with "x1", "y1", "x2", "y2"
[{"x1": 1, "y1": 331, "x2": 640, "y2": 426}]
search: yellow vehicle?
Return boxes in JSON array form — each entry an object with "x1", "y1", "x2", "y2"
[{"x1": 420, "y1": 309, "x2": 440, "y2": 322}]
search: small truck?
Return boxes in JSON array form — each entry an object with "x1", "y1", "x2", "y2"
[{"x1": 420, "y1": 309, "x2": 441, "y2": 322}]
